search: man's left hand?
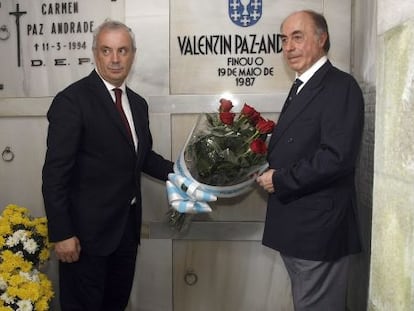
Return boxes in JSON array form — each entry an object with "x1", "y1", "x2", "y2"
[{"x1": 256, "y1": 169, "x2": 276, "y2": 193}]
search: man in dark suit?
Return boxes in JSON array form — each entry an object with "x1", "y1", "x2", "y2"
[
  {"x1": 256, "y1": 10, "x2": 364, "y2": 310},
  {"x1": 42, "y1": 20, "x2": 173, "y2": 310}
]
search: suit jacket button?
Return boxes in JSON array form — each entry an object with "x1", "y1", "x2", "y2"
[{"x1": 287, "y1": 137, "x2": 294, "y2": 143}]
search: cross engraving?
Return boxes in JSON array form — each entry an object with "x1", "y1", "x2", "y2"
[{"x1": 9, "y1": 3, "x2": 27, "y2": 67}]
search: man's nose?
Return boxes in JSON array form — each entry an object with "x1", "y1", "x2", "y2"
[{"x1": 111, "y1": 51, "x2": 120, "y2": 62}]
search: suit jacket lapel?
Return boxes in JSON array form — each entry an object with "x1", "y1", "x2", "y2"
[
  {"x1": 269, "y1": 61, "x2": 332, "y2": 150},
  {"x1": 127, "y1": 87, "x2": 146, "y2": 156},
  {"x1": 88, "y1": 71, "x2": 136, "y2": 151}
]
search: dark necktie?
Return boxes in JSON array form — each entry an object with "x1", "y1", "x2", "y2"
[
  {"x1": 113, "y1": 88, "x2": 133, "y2": 140},
  {"x1": 280, "y1": 78, "x2": 303, "y2": 115}
]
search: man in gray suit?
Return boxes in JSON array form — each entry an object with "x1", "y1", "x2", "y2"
[
  {"x1": 256, "y1": 10, "x2": 364, "y2": 310},
  {"x1": 42, "y1": 20, "x2": 173, "y2": 310}
]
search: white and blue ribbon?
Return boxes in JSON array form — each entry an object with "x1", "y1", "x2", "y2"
[
  {"x1": 166, "y1": 173, "x2": 217, "y2": 214},
  {"x1": 168, "y1": 173, "x2": 217, "y2": 202}
]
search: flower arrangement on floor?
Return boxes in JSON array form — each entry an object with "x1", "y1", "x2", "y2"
[
  {"x1": 167, "y1": 98, "x2": 275, "y2": 231},
  {"x1": 0, "y1": 204, "x2": 54, "y2": 311}
]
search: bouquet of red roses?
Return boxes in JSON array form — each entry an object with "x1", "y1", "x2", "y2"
[{"x1": 167, "y1": 98, "x2": 275, "y2": 230}]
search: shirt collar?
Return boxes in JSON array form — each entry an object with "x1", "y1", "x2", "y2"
[
  {"x1": 297, "y1": 56, "x2": 328, "y2": 84},
  {"x1": 95, "y1": 69, "x2": 126, "y2": 94}
]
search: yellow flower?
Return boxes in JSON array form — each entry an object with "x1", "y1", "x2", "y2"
[
  {"x1": 0, "y1": 205, "x2": 54, "y2": 310},
  {"x1": 8, "y1": 273, "x2": 26, "y2": 287},
  {"x1": 18, "y1": 282, "x2": 41, "y2": 301},
  {"x1": 0, "y1": 223, "x2": 12, "y2": 236},
  {"x1": 32, "y1": 219, "x2": 48, "y2": 238},
  {"x1": 0, "y1": 251, "x2": 33, "y2": 272},
  {"x1": 39, "y1": 249, "x2": 50, "y2": 263},
  {"x1": 35, "y1": 299, "x2": 50, "y2": 311},
  {"x1": 1, "y1": 205, "x2": 51, "y2": 266}
]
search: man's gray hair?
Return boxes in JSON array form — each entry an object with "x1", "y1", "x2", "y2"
[
  {"x1": 304, "y1": 10, "x2": 330, "y2": 53},
  {"x1": 92, "y1": 19, "x2": 136, "y2": 51}
]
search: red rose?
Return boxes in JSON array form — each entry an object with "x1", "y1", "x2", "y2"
[
  {"x1": 250, "y1": 139, "x2": 267, "y2": 154},
  {"x1": 240, "y1": 103, "x2": 257, "y2": 117},
  {"x1": 249, "y1": 111, "x2": 261, "y2": 125},
  {"x1": 256, "y1": 118, "x2": 275, "y2": 134},
  {"x1": 219, "y1": 98, "x2": 234, "y2": 112},
  {"x1": 219, "y1": 111, "x2": 236, "y2": 125}
]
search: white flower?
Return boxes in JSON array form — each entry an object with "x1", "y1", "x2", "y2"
[
  {"x1": 6, "y1": 235, "x2": 20, "y2": 247},
  {"x1": 6, "y1": 230, "x2": 28, "y2": 247},
  {"x1": 0, "y1": 277, "x2": 7, "y2": 291},
  {"x1": 1, "y1": 292, "x2": 14, "y2": 304},
  {"x1": 19, "y1": 270, "x2": 40, "y2": 282},
  {"x1": 16, "y1": 251, "x2": 24, "y2": 258},
  {"x1": 23, "y1": 238, "x2": 38, "y2": 254},
  {"x1": 14, "y1": 229, "x2": 28, "y2": 242},
  {"x1": 16, "y1": 299, "x2": 33, "y2": 311}
]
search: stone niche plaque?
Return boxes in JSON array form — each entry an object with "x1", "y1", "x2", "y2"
[
  {"x1": 170, "y1": 0, "x2": 351, "y2": 95},
  {"x1": 0, "y1": 0, "x2": 124, "y2": 98}
]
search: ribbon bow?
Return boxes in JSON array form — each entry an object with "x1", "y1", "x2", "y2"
[{"x1": 166, "y1": 173, "x2": 217, "y2": 214}]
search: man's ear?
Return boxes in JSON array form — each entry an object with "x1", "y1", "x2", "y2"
[{"x1": 318, "y1": 32, "x2": 328, "y2": 48}]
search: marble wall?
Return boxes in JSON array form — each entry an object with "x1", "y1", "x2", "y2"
[{"x1": 369, "y1": 1, "x2": 414, "y2": 309}]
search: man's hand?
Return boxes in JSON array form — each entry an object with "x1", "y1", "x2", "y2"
[
  {"x1": 54, "y1": 236, "x2": 81, "y2": 263},
  {"x1": 256, "y1": 169, "x2": 276, "y2": 193}
]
